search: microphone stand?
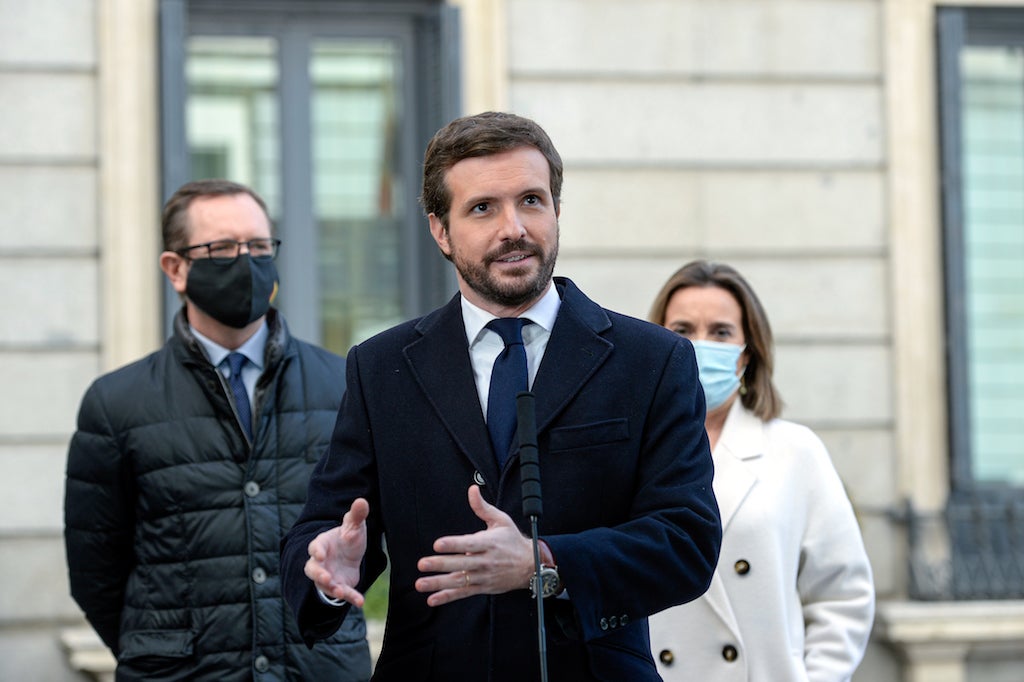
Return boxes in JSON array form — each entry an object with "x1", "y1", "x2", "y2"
[{"x1": 516, "y1": 391, "x2": 548, "y2": 682}]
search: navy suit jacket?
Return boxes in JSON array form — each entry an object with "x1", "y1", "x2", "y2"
[{"x1": 281, "y1": 277, "x2": 721, "y2": 681}]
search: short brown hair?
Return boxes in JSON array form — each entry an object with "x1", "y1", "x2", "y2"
[
  {"x1": 420, "y1": 111, "x2": 563, "y2": 228},
  {"x1": 649, "y1": 260, "x2": 783, "y2": 421},
  {"x1": 161, "y1": 179, "x2": 271, "y2": 252}
]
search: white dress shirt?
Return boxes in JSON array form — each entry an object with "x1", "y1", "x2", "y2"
[{"x1": 460, "y1": 283, "x2": 561, "y2": 419}]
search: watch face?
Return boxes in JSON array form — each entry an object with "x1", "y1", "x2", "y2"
[
  {"x1": 540, "y1": 570, "x2": 559, "y2": 597},
  {"x1": 531, "y1": 566, "x2": 561, "y2": 598}
]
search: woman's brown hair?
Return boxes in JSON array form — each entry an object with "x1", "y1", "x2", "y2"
[{"x1": 649, "y1": 260, "x2": 783, "y2": 421}]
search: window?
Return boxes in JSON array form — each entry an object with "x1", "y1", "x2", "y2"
[
  {"x1": 159, "y1": 0, "x2": 460, "y2": 353},
  {"x1": 926, "y1": 7, "x2": 1024, "y2": 600}
]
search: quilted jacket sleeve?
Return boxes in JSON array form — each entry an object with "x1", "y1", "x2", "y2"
[{"x1": 64, "y1": 380, "x2": 136, "y2": 654}]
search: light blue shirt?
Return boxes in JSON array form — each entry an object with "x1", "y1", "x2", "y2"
[{"x1": 191, "y1": 322, "x2": 268, "y2": 407}]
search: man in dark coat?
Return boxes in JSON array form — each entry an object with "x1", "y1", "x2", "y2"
[
  {"x1": 64, "y1": 179, "x2": 371, "y2": 681},
  {"x1": 280, "y1": 112, "x2": 722, "y2": 681}
]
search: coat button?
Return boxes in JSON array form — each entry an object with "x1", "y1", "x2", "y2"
[
  {"x1": 722, "y1": 645, "x2": 738, "y2": 662},
  {"x1": 254, "y1": 655, "x2": 270, "y2": 672},
  {"x1": 599, "y1": 618, "x2": 609, "y2": 631},
  {"x1": 252, "y1": 567, "x2": 267, "y2": 584},
  {"x1": 244, "y1": 481, "x2": 261, "y2": 497},
  {"x1": 620, "y1": 614, "x2": 630, "y2": 626},
  {"x1": 734, "y1": 559, "x2": 750, "y2": 575},
  {"x1": 608, "y1": 615, "x2": 618, "y2": 628},
  {"x1": 473, "y1": 470, "x2": 486, "y2": 486},
  {"x1": 659, "y1": 649, "x2": 675, "y2": 666}
]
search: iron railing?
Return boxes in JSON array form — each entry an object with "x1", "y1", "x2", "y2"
[{"x1": 902, "y1": 494, "x2": 1024, "y2": 600}]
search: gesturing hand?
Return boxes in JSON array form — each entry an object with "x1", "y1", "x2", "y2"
[
  {"x1": 305, "y1": 497, "x2": 370, "y2": 607},
  {"x1": 415, "y1": 485, "x2": 534, "y2": 607}
]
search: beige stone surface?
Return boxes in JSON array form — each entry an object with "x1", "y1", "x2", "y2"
[
  {"x1": 0, "y1": 628, "x2": 87, "y2": 682},
  {"x1": 559, "y1": 169, "x2": 885, "y2": 253},
  {"x1": 508, "y1": 0, "x2": 880, "y2": 78},
  {"x1": 774, "y1": 343, "x2": 891, "y2": 423},
  {"x1": 734, "y1": 257, "x2": 889, "y2": 340},
  {"x1": 858, "y1": 512, "x2": 901, "y2": 597},
  {"x1": 554, "y1": 256, "x2": 686, "y2": 320},
  {"x1": 0, "y1": 0, "x2": 96, "y2": 66},
  {"x1": 0, "y1": 258, "x2": 99, "y2": 345},
  {"x1": 0, "y1": 536, "x2": 79, "y2": 621},
  {"x1": 513, "y1": 81, "x2": 883, "y2": 164},
  {"x1": 0, "y1": 73, "x2": 97, "y2": 159},
  {"x1": 0, "y1": 166, "x2": 98, "y2": 250},
  {"x1": 556, "y1": 255, "x2": 888, "y2": 340},
  {"x1": 0, "y1": 352, "x2": 99, "y2": 436},
  {"x1": 815, "y1": 428, "x2": 896, "y2": 509},
  {"x1": 0, "y1": 444, "x2": 67, "y2": 532}
]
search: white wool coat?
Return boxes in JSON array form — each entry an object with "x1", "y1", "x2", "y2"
[{"x1": 649, "y1": 400, "x2": 875, "y2": 682}]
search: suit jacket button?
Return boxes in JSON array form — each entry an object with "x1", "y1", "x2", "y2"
[
  {"x1": 734, "y1": 559, "x2": 750, "y2": 575},
  {"x1": 608, "y1": 616, "x2": 618, "y2": 628},
  {"x1": 599, "y1": 618, "x2": 609, "y2": 631},
  {"x1": 620, "y1": 614, "x2": 629, "y2": 626},
  {"x1": 659, "y1": 649, "x2": 674, "y2": 666},
  {"x1": 473, "y1": 470, "x2": 486, "y2": 486},
  {"x1": 722, "y1": 645, "x2": 738, "y2": 662}
]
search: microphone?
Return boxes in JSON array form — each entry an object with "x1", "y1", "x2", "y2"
[
  {"x1": 517, "y1": 391, "x2": 542, "y2": 519},
  {"x1": 516, "y1": 391, "x2": 548, "y2": 682}
]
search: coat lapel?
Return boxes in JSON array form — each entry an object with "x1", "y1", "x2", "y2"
[
  {"x1": 702, "y1": 399, "x2": 765, "y2": 633},
  {"x1": 400, "y1": 279, "x2": 614, "y2": 481},
  {"x1": 710, "y1": 399, "x2": 763, "y2": 532},
  {"x1": 530, "y1": 278, "x2": 613, "y2": 433},
  {"x1": 403, "y1": 295, "x2": 498, "y2": 482}
]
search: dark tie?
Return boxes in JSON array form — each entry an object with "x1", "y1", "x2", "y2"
[
  {"x1": 486, "y1": 318, "x2": 531, "y2": 465},
  {"x1": 226, "y1": 352, "x2": 253, "y2": 441}
]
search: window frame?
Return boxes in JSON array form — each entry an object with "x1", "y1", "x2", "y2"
[
  {"x1": 158, "y1": 0, "x2": 460, "y2": 343},
  {"x1": 937, "y1": 6, "x2": 1024, "y2": 494},
  {"x1": 928, "y1": 5, "x2": 1024, "y2": 601}
]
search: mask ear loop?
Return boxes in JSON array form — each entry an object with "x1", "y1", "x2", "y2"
[{"x1": 737, "y1": 345, "x2": 749, "y2": 396}]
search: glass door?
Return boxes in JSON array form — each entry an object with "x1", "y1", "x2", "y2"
[{"x1": 160, "y1": 1, "x2": 459, "y2": 353}]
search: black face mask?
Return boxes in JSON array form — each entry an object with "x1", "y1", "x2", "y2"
[{"x1": 185, "y1": 255, "x2": 279, "y2": 329}]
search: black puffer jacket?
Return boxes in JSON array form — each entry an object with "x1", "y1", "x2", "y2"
[{"x1": 64, "y1": 309, "x2": 370, "y2": 681}]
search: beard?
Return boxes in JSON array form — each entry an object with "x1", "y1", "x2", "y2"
[{"x1": 449, "y1": 230, "x2": 559, "y2": 309}]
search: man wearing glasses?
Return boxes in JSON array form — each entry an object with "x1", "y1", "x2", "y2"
[{"x1": 63, "y1": 180, "x2": 371, "y2": 681}]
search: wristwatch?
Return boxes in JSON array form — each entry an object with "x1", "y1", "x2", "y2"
[{"x1": 529, "y1": 565, "x2": 563, "y2": 599}]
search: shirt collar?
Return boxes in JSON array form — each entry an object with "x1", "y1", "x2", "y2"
[
  {"x1": 191, "y1": 321, "x2": 268, "y2": 371},
  {"x1": 461, "y1": 283, "x2": 562, "y2": 347}
]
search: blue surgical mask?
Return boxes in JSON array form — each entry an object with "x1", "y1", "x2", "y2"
[{"x1": 691, "y1": 340, "x2": 746, "y2": 411}]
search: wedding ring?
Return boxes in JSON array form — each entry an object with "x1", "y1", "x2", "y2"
[{"x1": 463, "y1": 570, "x2": 470, "y2": 587}]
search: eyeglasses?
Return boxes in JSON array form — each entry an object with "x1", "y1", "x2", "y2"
[{"x1": 176, "y1": 238, "x2": 281, "y2": 264}]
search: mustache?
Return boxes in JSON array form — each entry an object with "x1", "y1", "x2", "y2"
[{"x1": 487, "y1": 239, "x2": 542, "y2": 262}]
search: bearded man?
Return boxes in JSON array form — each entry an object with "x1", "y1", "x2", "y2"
[{"x1": 281, "y1": 112, "x2": 722, "y2": 682}]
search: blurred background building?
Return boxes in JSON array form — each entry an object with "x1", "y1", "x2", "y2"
[{"x1": 1, "y1": 1, "x2": 1022, "y2": 680}]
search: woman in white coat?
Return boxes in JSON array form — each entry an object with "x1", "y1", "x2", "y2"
[{"x1": 646, "y1": 260, "x2": 875, "y2": 682}]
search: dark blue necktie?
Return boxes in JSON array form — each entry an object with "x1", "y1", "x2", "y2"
[
  {"x1": 486, "y1": 318, "x2": 531, "y2": 466},
  {"x1": 226, "y1": 352, "x2": 253, "y2": 441}
]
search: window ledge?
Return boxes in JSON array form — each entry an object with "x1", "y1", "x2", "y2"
[
  {"x1": 876, "y1": 599, "x2": 1024, "y2": 658},
  {"x1": 59, "y1": 626, "x2": 115, "y2": 682}
]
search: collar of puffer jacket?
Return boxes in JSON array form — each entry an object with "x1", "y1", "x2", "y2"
[{"x1": 171, "y1": 306, "x2": 294, "y2": 373}]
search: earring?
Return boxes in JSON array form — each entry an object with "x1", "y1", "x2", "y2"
[{"x1": 739, "y1": 375, "x2": 747, "y2": 396}]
